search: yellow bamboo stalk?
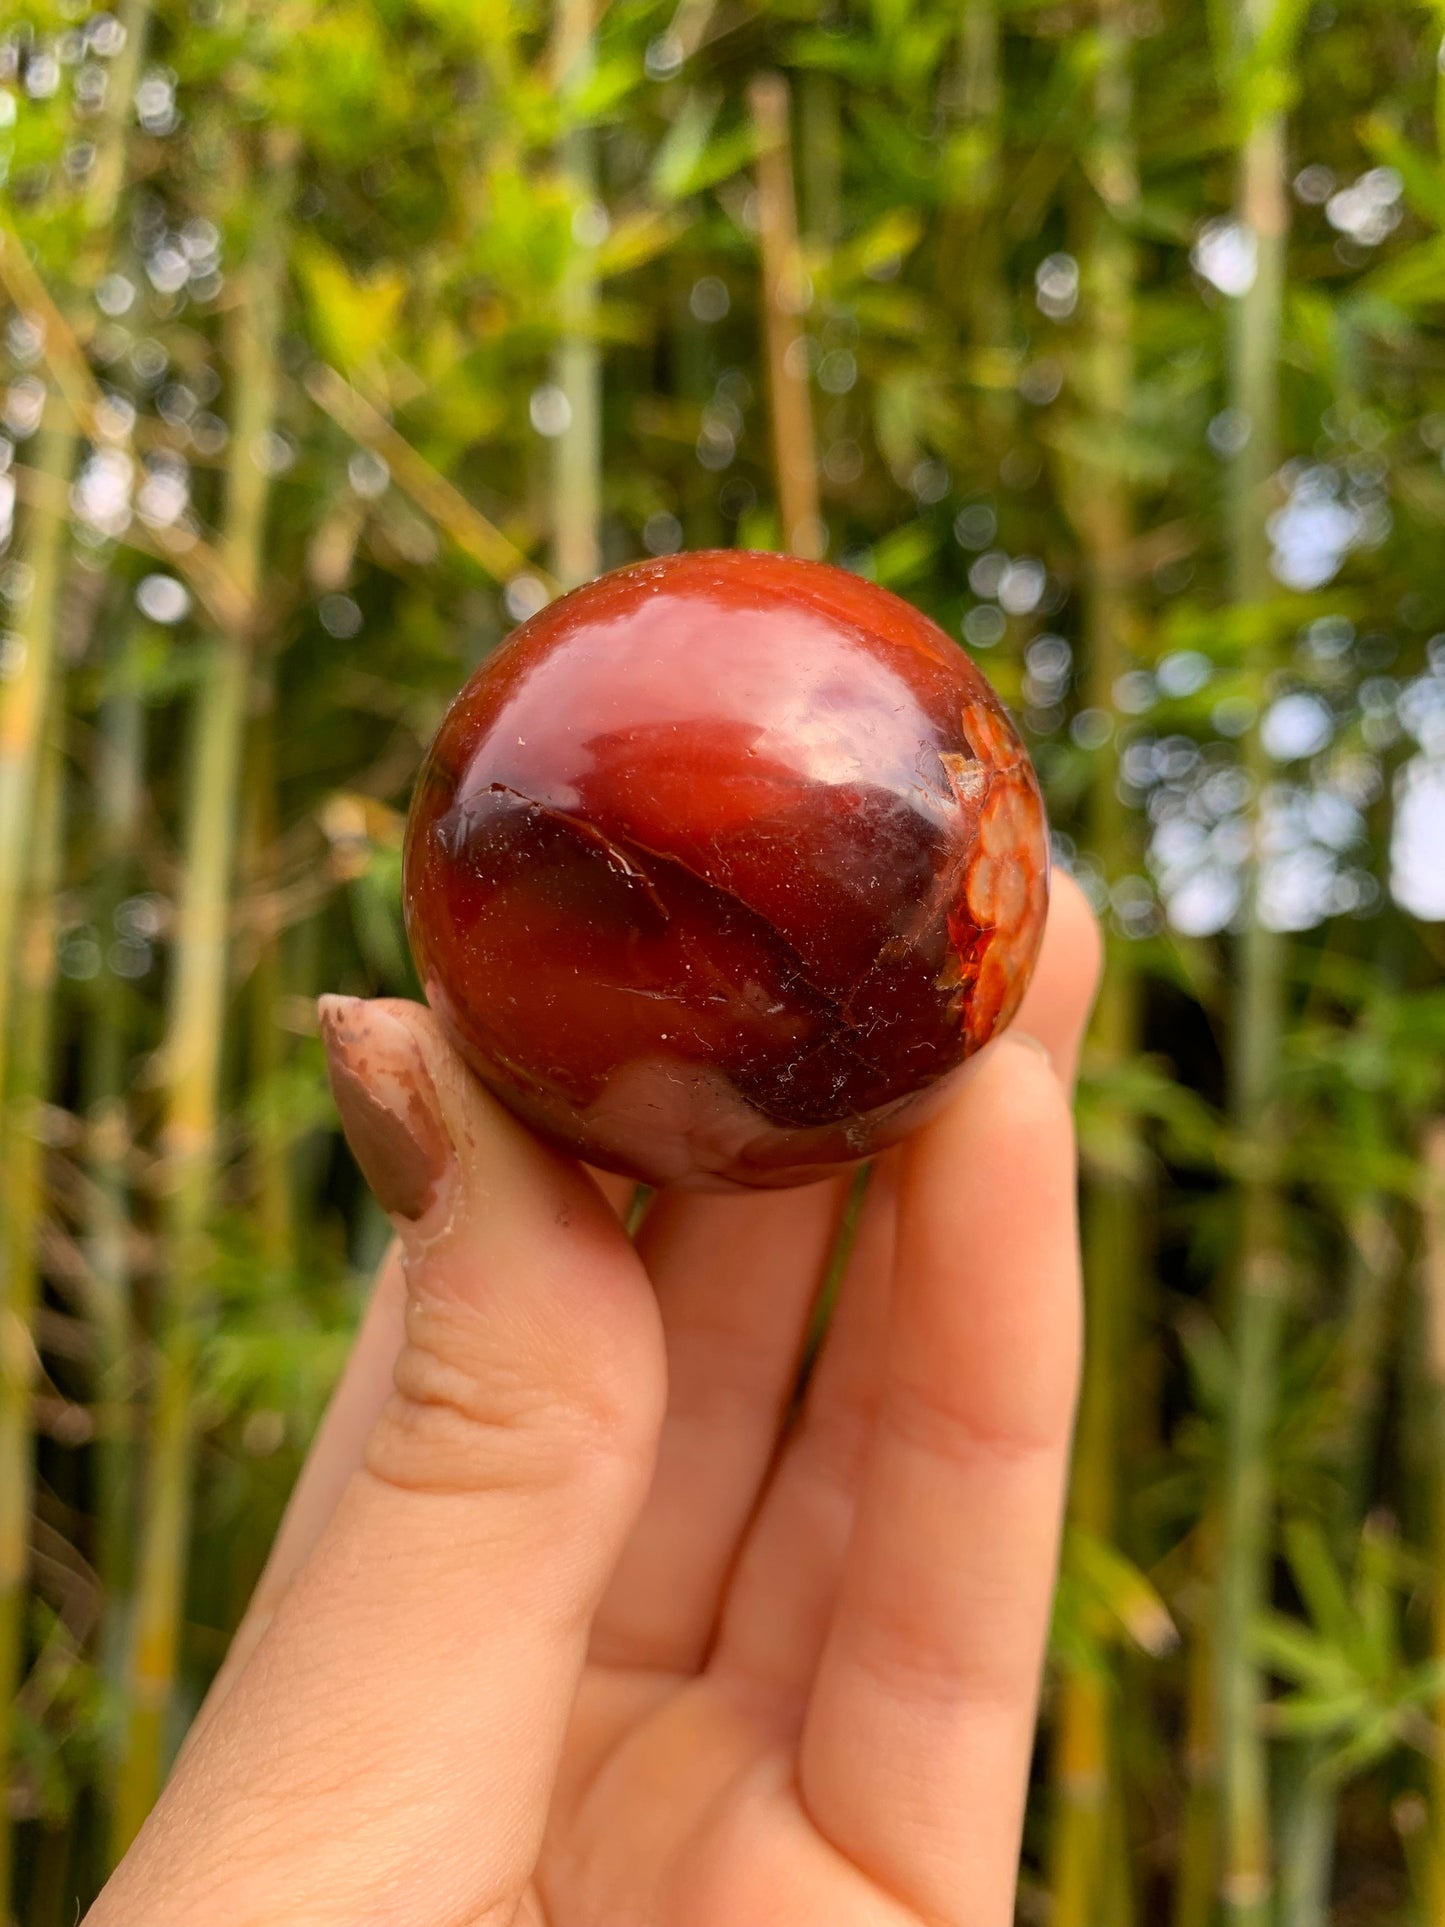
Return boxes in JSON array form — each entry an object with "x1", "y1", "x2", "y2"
[
  {"x1": 112, "y1": 145, "x2": 291, "y2": 1855},
  {"x1": 0, "y1": 423, "x2": 72, "y2": 1106},
  {"x1": 6, "y1": 455, "x2": 240, "y2": 616},
  {"x1": 1216, "y1": 2, "x2": 1293, "y2": 1916},
  {"x1": 956, "y1": 0, "x2": 1006, "y2": 357},
  {"x1": 1176, "y1": 1547, "x2": 1221, "y2": 1927},
  {"x1": 79, "y1": 0, "x2": 152, "y2": 255},
  {"x1": 1279, "y1": 1086, "x2": 1399, "y2": 1925},
  {"x1": 0, "y1": 11, "x2": 154, "y2": 1888},
  {"x1": 0, "y1": 547, "x2": 67, "y2": 1927},
  {"x1": 86, "y1": 667, "x2": 145, "y2": 1687},
  {"x1": 0, "y1": 229, "x2": 246, "y2": 634},
  {"x1": 303, "y1": 364, "x2": 554, "y2": 590},
  {"x1": 550, "y1": 0, "x2": 602, "y2": 590},
  {"x1": 1049, "y1": 7, "x2": 1144, "y2": 1917},
  {"x1": 1424, "y1": 1121, "x2": 1445, "y2": 1920},
  {"x1": 1052, "y1": 986, "x2": 1145, "y2": 1926},
  {"x1": 748, "y1": 73, "x2": 824, "y2": 560},
  {"x1": 242, "y1": 708, "x2": 293, "y2": 1268}
]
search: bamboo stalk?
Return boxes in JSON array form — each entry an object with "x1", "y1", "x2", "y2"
[
  {"x1": 951, "y1": 0, "x2": 1013, "y2": 455},
  {"x1": 1053, "y1": 991, "x2": 1145, "y2": 1926},
  {"x1": 799, "y1": 71, "x2": 842, "y2": 251},
  {"x1": 85, "y1": 667, "x2": 146, "y2": 1697},
  {"x1": 958, "y1": 0, "x2": 1000, "y2": 206},
  {"x1": 0, "y1": 423, "x2": 72, "y2": 1113},
  {"x1": 243, "y1": 704, "x2": 293, "y2": 1269},
  {"x1": 0, "y1": 231, "x2": 245, "y2": 634},
  {"x1": 1277, "y1": 1781, "x2": 1334, "y2": 1927},
  {"x1": 112, "y1": 148, "x2": 290, "y2": 1855},
  {"x1": 0, "y1": 0, "x2": 149, "y2": 1072},
  {"x1": 1175, "y1": 1550, "x2": 1221, "y2": 1927},
  {"x1": 1424, "y1": 1120, "x2": 1445, "y2": 1923},
  {"x1": 0, "y1": 9, "x2": 153, "y2": 1888},
  {"x1": 1336, "y1": 1176, "x2": 1398, "y2": 1527},
  {"x1": 748, "y1": 73, "x2": 824, "y2": 561},
  {"x1": 1277, "y1": 1083, "x2": 1399, "y2": 1926},
  {"x1": 304, "y1": 364, "x2": 555, "y2": 590},
  {"x1": 1049, "y1": 6, "x2": 1144, "y2": 1919},
  {"x1": 0, "y1": 567, "x2": 67, "y2": 1927},
  {"x1": 80, "y1": 0, "x2": 152, "y2": 265},
  {"x1": 79, "y1": 0, "x2": 158, "y2": 1755},
  {"x1": 956, "y1": 0, "x2": 1004, "y2": 346},
  {"x1": 550, "y1": 0, "x2": 602, "y2": 590},
  {"x1": 1215, "y1": 4, "x2": 1293, "y2": 1917}
]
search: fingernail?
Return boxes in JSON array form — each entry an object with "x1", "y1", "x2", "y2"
[
  {"x1": 1005, "y1": 1025, "x2": 1056, "y2": 1075},
  {"x1": 319, "y1": 995, "x2": 453, "y2": 1222}
]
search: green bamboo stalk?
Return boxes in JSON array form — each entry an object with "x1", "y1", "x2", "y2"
[
  {"x1": 550, "y1": 0, "x2": 601, "y2": 591},
  {"x1": 1337, "y1": 1188, "x2": 1397, "y2": 1530},
  {"x1": 113, "y1": 151, "x2": 289, "y2": 1854},
  {"x1": 952, "y1": 0, "x2": 1012, "y2": 452},
  {"x1": 959, "y1": 0, "x2": 1001, "y2": 172},
  {"x1": 1049, "y1": 8, "x2": 1144, "y2": 1919},
  {"x1": 243, "y1": 706, "x2": 293, "y2": 1269},
  {"x1": 749, "y1": 73, "x2": 823, "y2": 559},
  {"x1": 0, "y1": 419, "x2": 71, "y2": 1102},
  {"x1": 1421, "y1": 1118, "x2": 1445, "y2": 1923},
  {"x1": 797, "y1": 59, "x2": 840, "y2": 546},
  {"x1": 1277, "y1": 1084, "x2": 1398, "y2": 1926},
  {"x1": 0, "y1": 557, "x2": 67, "y2": 1927},
  {"x1": 1215, "y1": 5, "x2": 1293, "y2": 1918},
  {"x1": 78, "y1": 0, "x2": 158, "y2": 1676},
  {"x1": 1051, "y1": 1008, "x2": 1143, "y2": 1921},
  {"x1": 1276, "y1": 1782, "x2": 1332, "y2": 1927},
  {"x1": 798, "y1": 71, "x2": 842, "y2": 251},
  {"x1": 0, "y1": 0, "x2": 151, "y2": 1088},
  {"x1": 957, "y1": 0, "x2": 1002, "y2": 326},
  {"x1": 0, "y1": 422, "x2": 71, "y2": 1927},
  {"x1": 80, "y1": 0, "x2": 153, "y2": 264},
  {"x1": 0, "y1": 0, "x2": 153, "y2": 1659},
  {"x1": 1175, "y1": 1549, "x2": 1220, "y2": 1927},
  {"x1": 85, "y1": 667, "x2": 146, "y2": 1687},
  {"x1": 0, "y1": 16, "x2": 152, "y2": 1895}
]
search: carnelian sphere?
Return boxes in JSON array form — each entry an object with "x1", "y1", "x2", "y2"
[{"x1": 402, "y1": 551, "x2": 1049, "y2": 1191}]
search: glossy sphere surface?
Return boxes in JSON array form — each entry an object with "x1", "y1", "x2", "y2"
[{"x1": 403, "y1": 551, "x2": 1049, "y2": 1190}]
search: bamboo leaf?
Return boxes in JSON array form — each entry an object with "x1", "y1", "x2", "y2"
[
  {"x1": 1282, "y1": 1518, "x2": 1358, "y2": 1656},
  {"x1": 293, "y1": 240, "x2": 408, "y2": 374}
]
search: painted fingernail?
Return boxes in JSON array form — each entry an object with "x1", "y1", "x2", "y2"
[{"x1": 319, "y1": 995, "x2": 452, "y2": 1222}]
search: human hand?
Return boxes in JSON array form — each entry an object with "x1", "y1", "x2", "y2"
[{"x1": 88, "y1": 876, "x2": 1100, "y2": 1927}]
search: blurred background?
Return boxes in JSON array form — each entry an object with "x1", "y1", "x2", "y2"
[{"x1": 1, "y1": 0, "x2": 1444, "y2": 1920}]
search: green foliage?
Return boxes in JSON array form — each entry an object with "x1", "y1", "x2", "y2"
[{"x1": 1257, "y1": 1520, "x2": 1444, "y2": 1785}]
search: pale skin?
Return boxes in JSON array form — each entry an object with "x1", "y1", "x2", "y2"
[{"x1": 89, "y1": 875, "x2": 1100, "y2": 1927}]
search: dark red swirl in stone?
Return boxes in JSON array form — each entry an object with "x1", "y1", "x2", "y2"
[{"x1": 402, "y1": 550, "x2": 1049, "y2": 1190}]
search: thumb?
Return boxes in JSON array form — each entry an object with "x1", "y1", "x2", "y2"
[{"x1": 92, "y1": 997, "x2": 665, "y2": 1927}]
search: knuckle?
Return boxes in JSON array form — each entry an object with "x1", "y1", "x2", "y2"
[
  {"x1": 880, "y1": 1373, "x2": 1067, "y2": 1469},
  {"x1": 363, "y1": 1290, "x2": 649, "y2": 1501},
  {"x1": 797, "y1": 1389, "x2": 879, "y2": 1497},
  {"x1": 672, "y1": 1317, "x2": 790, "y2": 1431}
]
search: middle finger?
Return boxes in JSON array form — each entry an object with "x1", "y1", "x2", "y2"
[{"x1": 587, "y1": 1178, "x2": 848, "y2": 1675}]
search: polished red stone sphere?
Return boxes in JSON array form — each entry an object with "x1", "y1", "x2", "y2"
[{"x1": 403, "y1": 550, "x2": 1049, "y2": 1190}]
